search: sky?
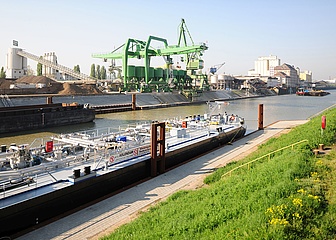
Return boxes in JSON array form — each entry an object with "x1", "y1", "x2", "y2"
[{"x1": 0, "y1": 0, "x2": 335, "y2": 80}]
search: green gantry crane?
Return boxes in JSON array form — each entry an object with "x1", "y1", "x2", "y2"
[{"x1": 92, "y1": 19, "x2": 208, "y2": 92}]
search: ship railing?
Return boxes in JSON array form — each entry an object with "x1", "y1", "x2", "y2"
[
  {"x1": 75, "y1": 127, "x2": 122, "y2": 140},
  {"x1": 29, "y1": 138, "x2": 46, "y2": 149},
  {"x1": 101, "y1": 130, "x2": 210, "y2": 165},
  {"x1": 0, "y1": 153, "x2": 97, "y2": 184}
]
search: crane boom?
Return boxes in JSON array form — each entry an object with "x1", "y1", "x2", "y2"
[
  {"x1": 210, "y1": 62, "x2": 225, "y2": 74},
  {"x1": 92, "y1": 19, "x2": 208, "y2": 91}
]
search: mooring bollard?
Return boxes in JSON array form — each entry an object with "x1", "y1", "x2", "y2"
[
  {"x1": 258, "y1": 104, "x2": 264, "y2": 130},
  {"x1": 132, "y1": 94, "x2": 136, "y2": 111}
]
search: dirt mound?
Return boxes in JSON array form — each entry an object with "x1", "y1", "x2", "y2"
[
  {"x1": 17, "y1": 76, "x2": 56, "y2": 85},
  {"x1": 0, "y1": 79, "x2": 15, "y2": 89},
  {"x1": 80, "y1": 84, "x2": 102, "y2": 94},
  {"x1": 0, "y1": 76, "x2": 103, "y2": 95},
  {"x1": 58, "y1": 83, "x2": 103, "y2": 95}
]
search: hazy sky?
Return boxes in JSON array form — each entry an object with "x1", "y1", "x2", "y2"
[{"x1": 1, "y1": 0, "x2": 335, "y2": 80}]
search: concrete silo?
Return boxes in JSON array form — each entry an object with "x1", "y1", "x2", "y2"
[{"x1": 5, "y1": 48, "x2": 27, "y2": 79}]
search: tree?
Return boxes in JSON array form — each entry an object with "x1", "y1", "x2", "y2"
[
  {"x1": 0, "y1": 67, "x2": 6, "y2": 78},
  {"x1": 96, "y1": 64, "x2": 101, "y2": 80},
  {"x1": 74, "y1": 65, "x2": 80, "y2": 73},
  {"x1": 37, "y1": 63, "x2": 43, "y2": 76},
  {"x1": 101, "y1": 66, "x2": 106, "y2": 80},
  {"x1": 90, "y1": 64, "x2": 96, "y2": 78}
]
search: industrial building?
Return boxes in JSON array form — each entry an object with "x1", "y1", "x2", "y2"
[
  {"x1": 6, "y1": 47, "x2": 28, "y2": 79},
  {"x1": 299, "y1": 70, "x2": 313, "y2": 82},
  {"x1": 274, "y1": 63, "x2": 300, "y2": 88},
  {"x1": 5, "y1": 46, "x2": 96, "y2": 83},
  {"x1": 248, "y1": 55, "x2": 281, "y2": 77}
]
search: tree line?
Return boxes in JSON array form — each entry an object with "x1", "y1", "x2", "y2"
[{"x1": 90, "y1": 64, "x2": 106, "y2": 79}]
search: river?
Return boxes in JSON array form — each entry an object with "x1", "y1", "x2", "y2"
[{"x1": 1, "y1": 90, "x2": 335, "y2": 146}]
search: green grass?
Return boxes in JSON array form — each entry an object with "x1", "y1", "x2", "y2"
[{"x1": 102, "y1": 108, "x2": 336, "y2": 239}]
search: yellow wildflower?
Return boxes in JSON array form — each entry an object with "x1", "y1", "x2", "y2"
[
  {"x1": 266, "y1": 207, "x2": 274, "y2": 214},
  {"x1": 308, "y1": 194, "x2": 320, "y2": 201},
  {"x1": 280, "y1": 219, "x2": 289, "y2": 225},
  {"x1": 297, "y1": 189, "x2": 306, "y2": 194},
  {"x1": 270, "y1": 218, "x2": 288, "y2": 225},
  {"x1": 292, "y1": 198, "x2": 303, "y2": 207}
]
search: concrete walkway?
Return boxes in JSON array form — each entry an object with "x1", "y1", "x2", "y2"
[{"x1": 17, "y1": 120, "x2": 308, "y2": 240}]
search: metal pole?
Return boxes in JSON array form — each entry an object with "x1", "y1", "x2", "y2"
[
  {"x1": 132, "y1": 94, "x2": 136, "y2": 111},
  {"x1": 258, "y1": 104, "x2": 264, "y2": 130}
]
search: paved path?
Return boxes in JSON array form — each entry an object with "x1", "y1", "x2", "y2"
[{"x1": 17, "y1": 120, "x2": 308, "y2": 240}]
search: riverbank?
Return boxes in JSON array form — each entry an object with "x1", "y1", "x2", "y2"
[
  {"x1": 101, "y1": 108, "x2": 336, "y2": 239},
  {"x1": 100, "y1": 108, "x2": 335, "y2": 239},
  {"x1": 0, "y1": 89, "x2": 273, "y2": 109},
  {"x1": 17, "y1": 120, "x2": 309, "y2": 240}
]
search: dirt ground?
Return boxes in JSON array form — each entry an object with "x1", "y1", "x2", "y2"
[{"x1": 0, "y1": 76, "x2": 103, "y2": 95}]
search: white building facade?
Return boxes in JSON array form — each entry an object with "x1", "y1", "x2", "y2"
[{"x1": 248, "y1": 55, "x2": 281, "y2": 77}]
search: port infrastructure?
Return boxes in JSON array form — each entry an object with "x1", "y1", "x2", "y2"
[
  {"x1": 92, "y1": 19, "x2": 209, "y2": 93},
  {"x1": 16, "y1": 50, "x2": 97, "y2": 84},
  {"x1": 209, "y1": 62, "x2": 226, "y2": 74}
]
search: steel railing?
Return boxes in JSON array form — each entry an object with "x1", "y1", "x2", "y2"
[{"x1": 221, "y1": 139, "x2": 309, "y2": 178}]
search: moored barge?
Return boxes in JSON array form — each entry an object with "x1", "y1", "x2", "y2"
[
  {"x1": 0, "y1": 101, "x2": 95, "y2": 134},
  {"x1": 0, "y1": 102, "x2": 246, "y2": 238}
]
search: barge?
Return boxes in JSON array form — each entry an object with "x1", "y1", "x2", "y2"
[
  {"x1": 0, "y1": 102, "x2": 246, "y2": 238},
  {"x1": 296, "y1": 88, "x2": 330, "y2": 96},
  {"x1": 0, "y1": 101, "x2": 95, "y2": 134}
]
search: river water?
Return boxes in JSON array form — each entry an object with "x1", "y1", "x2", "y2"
[{"x1": 1, "y1": 90, "x2": 335, "y2": 146}]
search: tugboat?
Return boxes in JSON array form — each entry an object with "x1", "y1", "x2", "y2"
[{"x1": 296, "y1": 88, "x2": 330, "y2": 96}]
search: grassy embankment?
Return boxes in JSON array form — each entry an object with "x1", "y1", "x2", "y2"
[{"x1": 102, "y1": 108, "x2": 336, "y2": 239}]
